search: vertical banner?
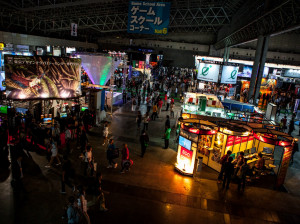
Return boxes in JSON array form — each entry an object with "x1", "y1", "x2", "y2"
[
  {"x1": 277, "y1": 146, "x2": 293, "y2": 188},
  {"x1": 71, "y1": 23, "x2": 78, "y2": 36},
  {"x1": 127, "y1": 1, "x2": 171, "y2": 35}
]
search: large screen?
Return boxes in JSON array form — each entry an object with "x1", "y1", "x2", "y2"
[
  {"x1": 4, "y1": 55, "x2": 81, "y2": 99},
  {"x1": 0, "y1": 105, "x2": 7, "y2": 114},
  {"x1": 220, "y1": 66, "x2": 239, "y2": 84},
  {"x1": 197, "y1": 63, "x2": 220, "y2": 82},
  {"x1": 179, "y1": 136, "x2": 192, "y2": 151},
  {"x1": 237, "y1": 66, "x2": 252, "y2": 78}
]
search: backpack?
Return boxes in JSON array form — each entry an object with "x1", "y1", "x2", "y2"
[{"x1": 220, "y1": 155, "x2": 228, "y2": 165}]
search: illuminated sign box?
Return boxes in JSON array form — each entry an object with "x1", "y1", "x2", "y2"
[{"x1": 179, "y1": 136, "x2": 192, "y2": 151}]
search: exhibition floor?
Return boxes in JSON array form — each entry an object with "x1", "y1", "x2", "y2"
[{"x1": 1, "y1": 103, "x2": 300, "y2": 223}]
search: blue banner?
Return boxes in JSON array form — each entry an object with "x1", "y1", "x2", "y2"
[{"x1": 127, "y1": 1, "x2": 171, "y2": 35}]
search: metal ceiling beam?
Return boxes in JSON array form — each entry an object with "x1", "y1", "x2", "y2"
[{"x1": 214, "y1": 0, "x2": 300, "y2": 50}]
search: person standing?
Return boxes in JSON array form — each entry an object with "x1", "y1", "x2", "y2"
[
  {"x1": 131, "y1": 96, "x2": 137, "y2": 111},
  {"x1": 107, "y1": 139, "x2": 118, "y2": 168},
  {"x1": 151, "y1": 104, "x2": 158, "y2": 121},
  {"x1": 77, "y1": 187, "x2": 91, "y2": 224},
  {"x1": 157, "y1": 98, "x2": 163, "y2": 118},
  {"x1": 122, "y1": 90, "x2": 127, "y2": 104},
  {"x1": 120, "y1": 144, "x2": 130, "y2": 173},
  {"x1": 217, "y1": 150, "x2": 232, "y2": 183},
  {"x1": 222, "y1": 157, "x2": 234, "y2": 190},
  {"x1": 237, "y1": 159, "x2": 249, "y2": 192},
  {"x1": 140, "y1": 130, "x2": 149, "y2": 157},
  {"x1": 67, "y1": 196, "x2": 80, "y2": 224},
  {"x1": 165, "y1": 115, "x2": 170, "y2": 131},
  {"x1": 281, "y1": 116, "x2": 287, "y2": 133},
  {"x1": 136, "y1": 111, "x2": 142, "y2": 130},
  {"x1": 288, "y1": 116, "x2": 295, "y2": 135},
  {"x1": 83, "y1": 146, "x2": 93, "y2": 176},
  {"x1": 291, "y1": 141, "x2": 299, "y2": 164},
  {"x1": 143, "y1": 112, "x2": 150, "y2": 131},
  {"x1": 170, "y1": 103, "x2": 175, "y2": 118},
  {"x1": 164, "y1": 127, "x2": 171, "y2": 149},
  {"x1": 45, "y1": 138, "x2": 61, "y2": 168},
  {"x1": 166, "y1": 98, "x2": 171, "y2": 111},
  {"x1": 65, "y1": 127, "x2": 72, "y2": 154}
]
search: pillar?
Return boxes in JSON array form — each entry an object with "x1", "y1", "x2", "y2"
[
  {"x1": 248, "y1": 35, "x2": 264, "y2": 101},
  {"x1": 225, "y1": 47, "x2": 230, "y2": 63},
  {"x1": 100, "y1": 89, "x2": 105, "y2": 111},
  {"x1": 254, "y1": 35, "x2": 270, "y2": 102},
  {"x1": 223, "y1": 47, "x2": 228, "y2": 63}
]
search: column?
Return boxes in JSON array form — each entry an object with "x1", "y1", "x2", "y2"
[
  {"x1": 100, "y1": 89, "x2": 105, "y2": 111},
  {"x1": 223, "y1": 47, "x2": 228, "y2": 63},
  {"x1": 254, "y1": 35, "x2": 270, "y2": 102},
  {"x1": 248, "y1": 35, "x2": 264, "y2": 101},
  {"x1": 225, "y1": 47, "x2": 230, "y2": 63}
]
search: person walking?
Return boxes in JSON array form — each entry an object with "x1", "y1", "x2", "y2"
[
  {"x1": 136, "y1": 111, "x2": 142, "y2": 130},
  {"x1": 157, "y1": 98, "x2": 163, "y2": 118},
  {"x1": 67, "y1": 196, "x2": 80, "y2": 224},
  {"x1": 222, "y1": 157, "x2": 234, "y2": 190},
  {"x1": 170, "y1": 103, "x2": 175, "y2": 118},
  {"x1": 83, "y1": 146, "x2": 93, "y2": 176},
  {"x1": 102, "y1": 122, "x2": 109, "y2": 146},
  {"x1": 77, "y1": 187, "x2": 91, "y2": 224},
  {"x1": 140, "y1": 130, "x2": 149, "y2": 157},
  {"x1": 120, "y1": 144, "x2": 130, "y2": 173},
  {"x1": 122, "y1": 90, "x2": 127, "y2": 104},
  {"x1": 45, "y1": 138, "x2": 61, "y2": 168},
  {"x1": 288, "y1": 116, "x2": 295, "y2": 135},
  {"x1": 217, "y1": 150, "x2": 232, "y2": 183},
  {"x1": 65, "y1": 127, "x2": 72, "y2": 154},
  {"x1": 131, "y1": 96, "x2": 137, "y2": 111},
  {"x1": 107, "y1": 139, "x2": 118, "y2": 168},
  {"x1": 291, "y1": 141, "x2": 299, "y2": 164},
  {"x1": 143, "y1": 112, "x2": 150, "y2": 131},
  {"x1": 165, "y1": 115, "x2": 170, "y2": 132},
  {"x1": 166, "y1": 98, "x2": 171, "y2": 111},
  {"x1": 164, "y1": 127, "x2": 171, "y2": 149}
]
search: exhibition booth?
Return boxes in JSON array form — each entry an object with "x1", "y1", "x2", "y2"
[
  {"x1": 175, "y1": 116, "x2": 295, "y2": 188},
  {"x1": 181, "y1": 92, "x2": 227, "y2": 118}
]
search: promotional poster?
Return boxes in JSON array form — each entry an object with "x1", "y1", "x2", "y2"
[
  {"x1": 4, "y1": 55, "x2": 81, "y2": 99},
  {"x1": 220, "y1": 66, "x2": 238, "y2": 84},
  {"x1": 197, "y1": 63, "x2": 220, "y2": 82}
]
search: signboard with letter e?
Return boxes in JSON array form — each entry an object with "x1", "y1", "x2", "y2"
[
  {"x1": 127, "y1": 1, "x2": 171, "y2": 35},
  {"x1": 71, "y1": 23, "x2": 78, "y2": 36},
  {"x1": 221, "y1": 66, "x2": 239, "y2": 84},
  {"x1": 197, "y1": 63, "x2": 220, "y2": 82}
]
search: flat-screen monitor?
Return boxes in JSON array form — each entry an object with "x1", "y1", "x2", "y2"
[
  {"x1": 81, "y1": 107, "x2": 88, "y2": 111},
  {"x1": 244, "y1": 149, "x2": 250, "y2": 156},
  {"x1": 230, "y1": 153, "x2": 236, "y2": 159},
  {"x1": 263, "y1": 147, "x2": 273, "y2": 154},
  {"x1": 250, "y1": 147, "x2": 256, "y2": 154},
  {"x1": 60, "y1": 113, "x2": 67, "y2": 118},
  {"x1": 43, "y1": 118, "x2": 52, "y2": 124},
  {"x1": 0, "y1": 105, "x2": 7, "y2": 114},
  {"x1": 179, "y1": 136, "x2": 192, "y2": 151}
]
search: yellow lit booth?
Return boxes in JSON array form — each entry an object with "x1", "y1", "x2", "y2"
[
  {"x1": 175, "y1": 118, "x2": 218, "y2": 176},
  {"x1": 209, "y1": 122, "x2": 253, "y2": 172}
]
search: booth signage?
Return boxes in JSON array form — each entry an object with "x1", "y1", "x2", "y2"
[
  {"x1": 179, "y1": 136, "x2": 192, "y2": 150},
  {"x1": 226, "y1": 136, "x2": 235, "y2": 147},
  {"x1": 16, "y1": 45, "x2": 29, "y2": 52},
  {"x1": 127, "y1": 1, "x2": 171, "y2": 35},
  {"x1": 277, "y1": 146, "x2": 293, "y2": 187},
  {"x1": 248, "y1": 136, "x2": 254, "y2": 141},
  {"x1": 180, "y1": 146, "x2": 193, "y2": 166},
  {"x1": 234, "y1": 136, "x2": 241, "y2": 144},
  {"x1": 197, "y1": 63, "x2": 220, "y2": 82},
  {"x1": 283, "y1": 69, "x2": 300, "y2": 78},
  {"x1": 0, "y1": 43, "x2": 4, "y2": 50},
  {"x1": 237, "y1": 66, "x2": 252, "y2": 78},
  {"x1": 242, "y1": 136, "x2": 248, "y2": 143},
  {"x1": 4, "y1": 55, "x2": 81, "y2": 99},
  {"x1": 220, "y1": 66, "x2": 238, "y2": 84}
]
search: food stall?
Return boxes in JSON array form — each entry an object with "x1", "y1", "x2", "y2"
[{"x1": 181, "y1": 92, "x2": 227, "y2": 118}]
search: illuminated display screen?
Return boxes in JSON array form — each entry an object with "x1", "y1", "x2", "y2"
[
  {"x1": 43, "y1": 118, "x2": 52, "y2": 124},
  {"x1": 4, "y1": 55, "x2": 81, "y2": 99},
  {"x1": 179, "y1": 136, "x2": 192, "y2": 151}
]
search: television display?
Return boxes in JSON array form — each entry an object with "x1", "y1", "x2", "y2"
[
  {"x1": 0, "y1": 105, "x2": 7, "y2": 114},
  {"x1": 179, "y1": 136, "x2": 192, "y2": 151},
  {"x1": 237, "y1": 66, "x2": 252, "y2": 78},
  {"x1": 60, "y1": 112, "x2": 67, "y2": 118},
  {"x1": 43, "y1": 118, "x2": 52, "y2": 124},
  {"x1": 4, "y1": 55, "x2": 81, "y2": 99},
  {"x1": 81, "y1": 106, "x2": 88, "y2": 111}
]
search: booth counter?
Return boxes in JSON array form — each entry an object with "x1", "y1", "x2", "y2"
[{"x1": 181, "y1": 92, "x2": 227, "y2": 118}]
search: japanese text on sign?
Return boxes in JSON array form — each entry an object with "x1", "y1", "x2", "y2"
[{"x1": 127, "y1": 1, "x2": 171, "y2": 35}]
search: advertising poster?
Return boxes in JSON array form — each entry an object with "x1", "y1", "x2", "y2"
[
  {"x1": 4, "y1": 55, "x2": 81, "y2": 99},
  {"x1": 238, "y1": 66, "x2": 252, "y2": 78},
  {"x1": 0, "y1": 71, "x2": 5, "y2": 91},
  {"x1": 179, "y1": 136, "x2": 192, "y2": 150},
  {"x1": 197, "y1": 63, "x2": 220, "y2": 82},
  {"x1": 180, "y1": 146, "x2": 193, "y2": 166},
  {"x1": 127, "y1": 1, "x2": 171, "y2": 35},
  {"x1": 220, "y1": 65, "x2": 238, "y2": 84}
]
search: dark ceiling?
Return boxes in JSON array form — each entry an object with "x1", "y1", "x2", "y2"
[{"x1": 0, "y1": 0, "x2": 246, "y2": 43}]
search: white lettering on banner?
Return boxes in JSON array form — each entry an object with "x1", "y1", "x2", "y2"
[{"x1": 182, "y1": 150, "x2": 191, "y2": 158}]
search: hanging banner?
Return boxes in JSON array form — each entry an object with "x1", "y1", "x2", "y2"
[
  {"x1": 197, "y1": 63, "x2": 220, "y2": 82},
  {"x1": 71, "y1": 23, "x2": 78, "y2": 37},
  {"x1": 127, "y1": 1, "x2": 171, "y2": 35},
  {"x1": 220, "y1": 65, "x2": 238, "y2": 84}
]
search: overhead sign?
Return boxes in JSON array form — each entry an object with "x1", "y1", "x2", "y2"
[
  {"x1": 4, "y1": 55, "x2": 81, "y2": 99},
  {"x1": 127, "y1": 1, "x2": 171, "y2": 35},
  {"x1": 71, "y1": 23, "x2": 78, "y2": 37},
  {"x1": 238, "y1": 66, "x2": 252, "y2": 78},
  {"x1": 197, "y1": 63, "x2": 220, "y2": 82},
  {"x1": 283, "y1": 69, "x2": 300, "y2": 78},
  {"x1": 221, "y1": 66, "x2": 238, "y2": 84}
]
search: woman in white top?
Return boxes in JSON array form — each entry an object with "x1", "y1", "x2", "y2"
[
  {"x1": 102, "y1": 122, "x2": 109, "y2": 146},
  {"x1": 45, "y1": 138, "x2": 61, "y2": 168},
  {"x1": 78, "y1": 188, "x2": 90, "y2": 224},
  {"x1": 84, "y1": 146, "x2": 93, "y2": 176}
]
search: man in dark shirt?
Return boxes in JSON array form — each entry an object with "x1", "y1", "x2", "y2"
[
  {"x1": 222, "y1": 157, "x2": 234, "y2": 190},
  {"x1": 165, "y1": 115, "x2": 170, "y2": 132}
]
